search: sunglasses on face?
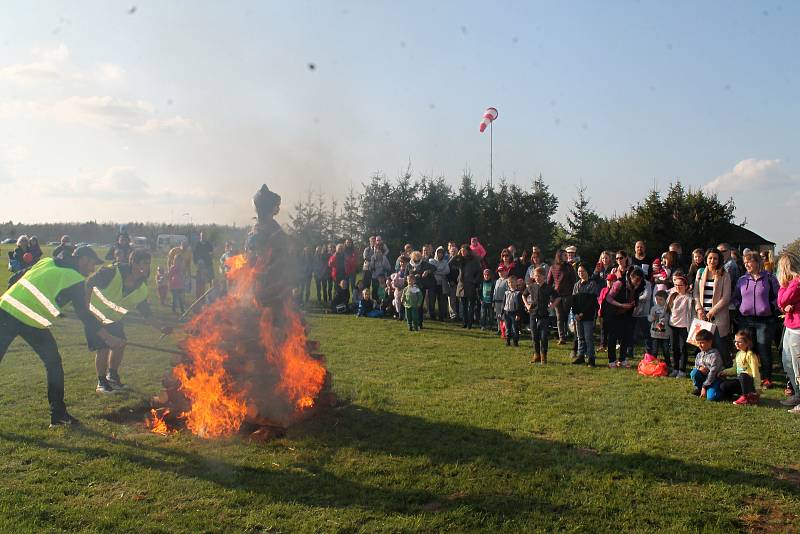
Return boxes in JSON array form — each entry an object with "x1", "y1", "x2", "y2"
[{"x1": 616, "y1": 256, "x2": 624, "y2": 260}]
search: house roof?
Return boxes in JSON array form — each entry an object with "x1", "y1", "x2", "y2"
[{"x1": 726, "y1": 223, "x2": 775, "y2": 247}]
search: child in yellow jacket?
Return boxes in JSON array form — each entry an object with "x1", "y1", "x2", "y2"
[{"x1": 719, "y1": 330, "x2": 761, "y2": 406}]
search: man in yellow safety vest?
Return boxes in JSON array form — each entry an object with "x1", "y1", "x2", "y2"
[
  {"x1": 0, "y1": 246, "x2": 126, "y2": 428},
  {"x1": 85, "y1": 249, "x2": 172, "y2": 393}
]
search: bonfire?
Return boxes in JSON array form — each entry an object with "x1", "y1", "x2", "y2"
[{"x1": 147, "y1": 185, "x2": 328, "y2": 439}]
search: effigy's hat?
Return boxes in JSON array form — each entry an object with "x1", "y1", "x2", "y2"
[{"x1": 252, "y1": 184, "x2": 281, "y2": 220}]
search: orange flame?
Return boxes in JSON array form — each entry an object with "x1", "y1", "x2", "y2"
[
  {"x1": 146, "y1": 408, "x2": 171, "y2": 435},
  {"x1": 224, "y1": 254, "x2": 248, "y2": 280},
  {"x1": 174, "y1": 254, "x2": 326, "y2": 438}
]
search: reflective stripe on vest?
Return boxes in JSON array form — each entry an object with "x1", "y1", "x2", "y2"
[
  {"x1": 0, "y1": 257, "x2": 84, "y2": 329},
  {"x1": 89, "y1": 303, "x2": 114, "y2": 325},
  {"x1": 18, "y1": 279, "x2": 61, "y2": 318},
  {"x1": 88, "y1": 267, "x2": 147, "y2": 324},
  {"x1": 0, "y1": 294, "x2": 53, "y2": 327},
  {"x1": 92, "y1": 286, "x2": 129, "y2": 315}
]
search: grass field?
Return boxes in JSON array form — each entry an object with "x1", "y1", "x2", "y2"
[{"x1": 1, "y1": 247, "x2": 799, "y2": 532}]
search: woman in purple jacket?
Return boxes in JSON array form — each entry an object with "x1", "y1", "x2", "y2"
[{"x1": 732, "y1": 251, "x2": 780, "y2": 388}]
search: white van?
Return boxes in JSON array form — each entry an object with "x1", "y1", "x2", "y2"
[
  {"x1": 156, "y1": 234, "x2": 188, "y2": 250},
  {"x1": 132, "y1": 236, "x2": 149, "y2": 251}
]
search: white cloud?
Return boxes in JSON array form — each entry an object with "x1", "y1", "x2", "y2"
[
  {"x1": 94, "y1": 63, "x2": 126, "y2": 82},
  {"x1": 133, "y1": 116, "x2": 200, "y2": 134},
  {"x1": 43, "y1": 166, "x2": 223, "y2": 206},
  {"x1": 0, "y1": 44, "x2": 69, "y2": 83},
  {"x1": 1, "y1": 43, "x2": 125, "y2": 85},
  {"x1": 34, "y1": 43, "x2": 70, "y2": 63},
  {"x1": 703, "y1": 158, "x2": 798, "y2": 193},
  {"x1": 0, "y1": 96, "x2": 196, "y2": 134},
  {"x1": 45, "y1": 166, "x2": 149, "y2": 199},
  {"x1": 0, "y1": 144, "x2": 30, "y2": 183}
]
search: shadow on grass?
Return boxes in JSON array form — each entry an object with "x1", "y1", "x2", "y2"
[{"x1": 1, "y1": 403, "x2": 797, "y2": 518}]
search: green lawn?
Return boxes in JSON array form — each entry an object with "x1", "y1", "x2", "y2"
[{"x1": 0, "y1": 254, "x2": 799, "y2": 532}]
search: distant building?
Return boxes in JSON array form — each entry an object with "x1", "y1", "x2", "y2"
[{"x1": 725, "y1": 224, "x2": 775, "y2": 253}]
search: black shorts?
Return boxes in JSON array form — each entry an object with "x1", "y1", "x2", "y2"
[{"x1": 85, "y1": 321, "x2": 126, "y2": 351}]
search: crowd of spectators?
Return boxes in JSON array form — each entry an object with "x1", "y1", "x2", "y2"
[{"x1": 296, "y1": 235, "x2": 800, "y2": 408}]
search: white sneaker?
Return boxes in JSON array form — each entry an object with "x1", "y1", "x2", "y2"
[
  {"x1": 608, "y1": 362, "x2": 619, "y2": 369},
  {"x1": 675, "y1": 371, "x2": 687, "y2": 378},
  {"x1": 96, "y1": 378, "x2": 116, "y2": 394},
  {"x1": 619, "y1": 360, "x2": 631, "y2": 368},
  {"x1": 788, "y1": 404, "x2": 800, "y2": 414},
  {"x1": 668, "y1": 370, "x2": 679, "y2": 378}
]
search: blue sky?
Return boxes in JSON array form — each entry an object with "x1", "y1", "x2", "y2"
[{"x1": 0, "y1": 1, "x2": 797, "y2": 246}]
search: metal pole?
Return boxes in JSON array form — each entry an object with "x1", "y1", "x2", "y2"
[{"x1": 489, "y1": 120, "x2": 493, "y2": 189}]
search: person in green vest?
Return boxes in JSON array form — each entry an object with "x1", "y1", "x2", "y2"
[
  {"x1": 0, "y1": 246, "x2": 126, "y2": 428},
  {"x1": 85, "y1": 249, "x2": 173, "y2": 393}
]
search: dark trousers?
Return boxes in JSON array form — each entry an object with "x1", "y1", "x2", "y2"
[
  {"x1": 171, "y1": 288, "x2": 185, "y2": 313},
  {"x1": 647, "y1": 337, "x2": 669, "y2": 360},
  {"x1": 719, "y1": 373, "x2": 756, "y2": 398},
  {"x1": 431, "y1": 287, "x2": 448, "y2": 321},
  {"x1": 504, "y1": 312, "x2": 519, "y2": 345},
  {"x1": 0, "y1": 309, "x2": 67, "y2": 419},
  {"x1": 607, "y1": 314, "x2": 634, "y2": 363},
  {"x1": 460, "y1": 297, "x2": 476, "y2": 328},
  {"x1": 739, "y1": 316, "x2": 775, "y2": 381},
  {"x1": 670, "y1": 326, "x2": 689, "y2": 372},
  {"x1": 530, "y1": 315, "x2": 550, "y2": 355},
  {"x1": 600, "y1": 316, "x2": 609, "y2": 348},
  {"x1": 480, "y1": 302, "x2": 494, "y2": 329}
]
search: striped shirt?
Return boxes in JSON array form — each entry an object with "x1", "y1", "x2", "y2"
[{"x1": 703, "y1": 277, "x2": 715, "y2": 313}]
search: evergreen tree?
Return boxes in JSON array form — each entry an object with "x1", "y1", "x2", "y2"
[{"x1": 564, "y1": 184, "x2": 601, "y2": 259}]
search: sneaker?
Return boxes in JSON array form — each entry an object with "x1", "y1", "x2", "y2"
[
  {"x1": 761, "y1": 378, "x2": 773, "y2": 390},
  {"x1": 732, "y1": 395, "x2": 749, "y2": 406},
  {"x1": 788, "y1": 404, "x2": 800, "y2": 414},
  {"x1": 619, "y1": 360, "x2": 631, "y2": 368},
  {"x1": 780, "y1": 395, "x2": 800, "y2": 406},
  {"x1": 106, "y1": 372, "x2": 125, "y2": 390},
  {"x1": 49, "y1": 412, "x2": 80, "y2": 428},
  {"x1": 597, "y1": 346, "x2": 607, "y2": 352},
  {"x1": 571, "y1": 357, "x2": 586, "y2": 365},
  {"x1": 669, "y1": 370, "x2": 679, "y2": 378},
  {"x1": 608, "y1": 362, "x2": 619, "y2": 369},
  {"x1": 675, "y1": 371, "x2": 687, "y2": 378},
  {"x1": 96, "y1": 377, "x2": 116, "y2": 394}
]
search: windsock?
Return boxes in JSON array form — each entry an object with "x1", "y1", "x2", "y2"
[{"x1": 479, "y1": 107, "x2": 498, "y2": 132}]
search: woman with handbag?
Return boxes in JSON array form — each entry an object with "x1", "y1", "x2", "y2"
[{"x1": 694, "y1": 248, "x2": 732, "y2": 366}]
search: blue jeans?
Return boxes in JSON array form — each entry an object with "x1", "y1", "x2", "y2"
[
  {"x1": 576, "y1": 319, "x2": 595, "y2": 359},
  {"x1": 739, "y1": 316, "x2": 775, "y2": 380},
  {"x1": 782, "y1": 327, "x2": 800, "y2": 394},
  {"x1": 530, "y1": 315, "x2": 549, "y2": 355},
  {"x1": 504, "y1": 312, "x2": 520, "y2": 344},
  {"x1": 690, "y1": 368, "x2": 723, "y2": 401}
]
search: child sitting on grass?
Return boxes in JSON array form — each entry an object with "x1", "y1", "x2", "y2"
[
  {"x1": 689, "y1": 329, "x2": 724, "y2": 400},
  {"x1": 331, "y1": 279, "x2": 350, "y2": 313},
  {"x1": 648, "y1": 290, "x2": 670, "y2": 362},
  {"x1": 401, "y1": 274, "x2": 423, "y2": 331},
  {"x1": 356, "y1": 288, "x2": 375, "y2": 317},
  {"x1": 719, "y1": 330, "x2": 761, "y2": 405}
]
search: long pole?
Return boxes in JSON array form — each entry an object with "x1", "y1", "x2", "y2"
[{"x1": 489, "y1": 120, "x2": 493, "y2": 189}]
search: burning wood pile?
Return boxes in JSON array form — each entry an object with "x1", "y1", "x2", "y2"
[{"x1": 147, "y1": 185, "x2": 330, "y2": 439}]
